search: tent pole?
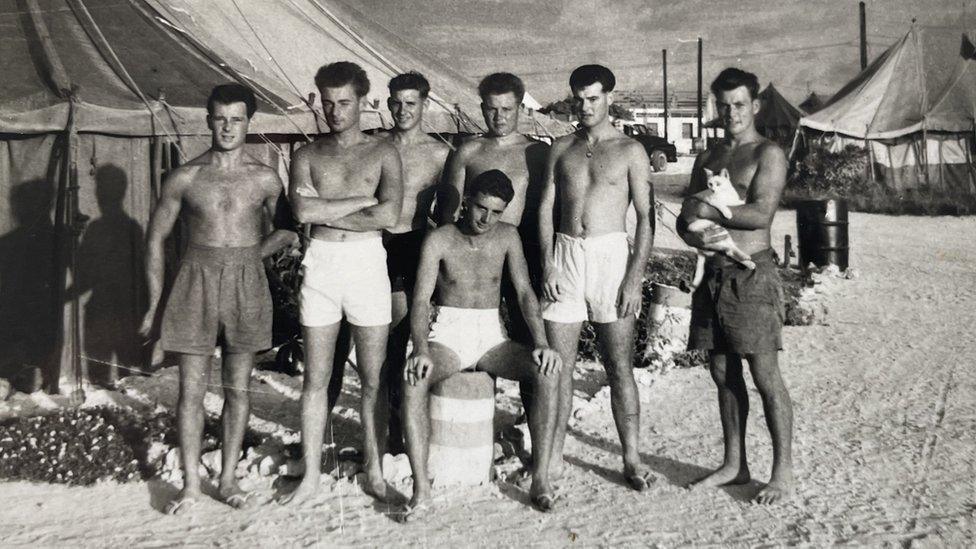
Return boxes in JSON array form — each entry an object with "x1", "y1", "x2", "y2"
[{"x1": 922, "y1": 129, "x2": 930, "y2": 187}]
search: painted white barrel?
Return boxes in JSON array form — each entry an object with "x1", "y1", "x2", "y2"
[
  {"x1": 646, "y1": 282, "x2": 693, "y2": 360},
  {"x1": 427, "y1": 371, "x2": 495, "y2": 487}
]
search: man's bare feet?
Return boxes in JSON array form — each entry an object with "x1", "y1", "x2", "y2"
[
  {"x1": 753, "y1": 476, "x2": 793, "y2": 504},
  {"x1": 623, "y1": 465, "x2": 656, "y2": 492},
  {"x1": 219, "y1": 481, "x2": 261, "y2": 510},
  {"x1": 690, "y1": 463, "x2": 751, "y2": 488},
  {"x1": 277, "y1": 476, "x2": 320, "y2": 507},
  {"x1": 395, "y1": 493, "x2": 432, "y2": 523},
  {"x1": 363, "y1": 474, "x2": 393, "y2": 503},
  {"x1": 165, "y1": 489, "x2": 201, "y2": 516},
  {"x1": 530, "y1": 478, "x2": 557, "y2": 512}
]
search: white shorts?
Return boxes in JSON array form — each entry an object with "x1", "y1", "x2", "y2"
[
  {"x1": 541, "y1": 232, "x2": 631, "y2": 324},
  {"x1": 300, "y1": 237, "x2": 392, "y2": 327},
  {"x1": 428, "y1": 307, "x2": 508, "y2": 370}
]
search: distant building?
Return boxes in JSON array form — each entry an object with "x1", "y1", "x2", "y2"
[{"x1": 613, "y1": 89, "x2": 722, "y2": 154}]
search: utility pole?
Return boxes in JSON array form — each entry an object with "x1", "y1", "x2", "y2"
[
  {"x1": 662, "y1": 48, "x2": 668, "y2": 142},
  {"x1": 859, "y1": 1, "x2": 868, "y2": 70},
  {"x1": 697, "y1": 37, "x2": 703, "y2": 144}
]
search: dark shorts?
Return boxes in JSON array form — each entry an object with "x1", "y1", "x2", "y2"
[
  {"x1": 688, "y1": 248, "x2": 784, "y2": 355},
  {"x1": 383, "y1": 229, "x2": 426, "y2": 294},
  {"x1": 501, "y1": 226, "x2": 543, "y2": 345},
  {"x1": 161, "y1": 243, "x2": 272, "y2": 355}
]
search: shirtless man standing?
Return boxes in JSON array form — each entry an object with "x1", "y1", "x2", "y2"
[
  {"x1": 441, "y1": 72, "x2": 548, "y2": 344},
  {"x1": 282, "y1": 62, "x2": 403, "y2": 505},
  {"x1": 679, "y1": 67, "x2": 793, "y2": 504},
  {"x1": 539, "y1": 65, "x2": 655, "y2": 490},
  {"x1": 381, "y1": 72, "x2": 450, "y2": 451},
  {"x1": 399, "y1": 170, "x2": 562, "y2": 521},
  {"x1": 140, "y1": 84, "x2": 296, "y2": 514}
]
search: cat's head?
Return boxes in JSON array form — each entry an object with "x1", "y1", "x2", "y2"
[{"x1": 703, "y1": 168, "x2": 732, "y2": 191}]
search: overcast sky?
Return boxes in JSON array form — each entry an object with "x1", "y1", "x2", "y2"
[{"x1": 352, "y1": 0, "x2": 976, "y2": 104}]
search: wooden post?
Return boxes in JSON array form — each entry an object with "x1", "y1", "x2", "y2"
[
  {"x1": 859, "y1": 2, "x2": 868, "y2": 70},
  {"x1": 662, "y1": 49, "x2": 669, "y2": 142},
  {"x1": 697, "y1": 38, "x2": 703, "y2": 142}
]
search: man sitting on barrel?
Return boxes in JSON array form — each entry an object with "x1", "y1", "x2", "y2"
[{"x1": 399, "y1": 169, "x2": 562, "y2": 521}]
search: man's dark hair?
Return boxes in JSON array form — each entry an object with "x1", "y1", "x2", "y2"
[
  {"x1": 467, "y1": 169, "x2": 514, "y2": 203},
  {"x1": 710, "y1": 67, "x2": 760, "y2": 100},
  {"x1": 207, "y1": 83, "x2": 257, "y2": 118},
  {"x1": 569, "y1": 64, "x2": 616, "y2": 92},
  {"x1": 315, "y1": 61, "x2": 370, "y2": 97},
  {"x1": 477, "y1": 72, "x2": 525, "y2": 104},
  {"x1": 389, "y1": 71, "x2": 430, "y2": 99}
]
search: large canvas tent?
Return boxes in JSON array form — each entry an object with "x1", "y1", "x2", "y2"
[
  {"x1": 755, "y1": 83, "x2": 802, "y2": 147},
  {"x1": 795, "y1": 25, "x2": 976, "y2": 193},
  {"x1": 0, "y1": 0, "x2": 570, "y2": 391}
]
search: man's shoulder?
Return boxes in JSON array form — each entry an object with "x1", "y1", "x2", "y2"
[
  {"x1": 426, "y1": 223, "x2": 458, "y2": 246},
  {"x1": 755, "y1": 139, "x2": 787, "y2": 164},
  {"x1": 551, "y1": 132, "x2": 579, "y2": 153}
]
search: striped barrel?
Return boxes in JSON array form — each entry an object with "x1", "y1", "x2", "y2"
[
  {"x1": 646, "y1": 282, "x2": 692, "y2": 359},
  {"x1": 427, "y1": 371, "x2": 495, "y2": 487}
]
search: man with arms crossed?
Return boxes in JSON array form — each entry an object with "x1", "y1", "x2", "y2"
[
  {"x1": 282, "y1": 62, "x2": 403, "y2": 505},
  {"x1": 381, "y1": 71, "x2": 450, "y2": 451},
  {"x1": 679, "y1": 67, "x2": 792, "y2": 504},
  {"x1": 140, "y1": 84, "x2": 296, "y2": 514},
  {"x1": 441, "y1": 72, "x2": 548, "y2": 343},
  {"x1": 539, "y1": 65, "x2": 655, "y2": 490},
  {"x1": 399, "y1": 169, "x2": 562, "y2": 521}
]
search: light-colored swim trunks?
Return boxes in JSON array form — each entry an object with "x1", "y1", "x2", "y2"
[
  {"x1": 428, "y1": 306, "x2": 509, "y2": 370},
  {"x1": 541, "y1": 231, "x2": 632, "y2": 324},
  {"x1": 300, "y1": 237, "x2": 392, "y2": 327}
]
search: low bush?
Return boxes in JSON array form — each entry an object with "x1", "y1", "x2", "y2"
[
  {"x1": 0, "y1": 408, "x2": 262, "y2": 485},
  {"x1": 786, "y1": 143, "x2": 976, "y2": 215}
]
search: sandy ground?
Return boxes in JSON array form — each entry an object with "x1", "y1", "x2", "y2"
[{"x1": 2, "y1": 175, "x2": 975, "y2": 546}]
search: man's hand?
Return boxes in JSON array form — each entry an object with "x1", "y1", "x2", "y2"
[
  {"x1": 138, "y1": 308, "x2": 156, "y2": 340},
  {"x1": 532, "y1": 346, "x2": 562, "y2": 376},
  {"x1": 617, "y1": 277, "x2": 642, "y2": 318},
  {"x1": 542, "y1": 267, "x2": 562, "y2": 302},
  {"x1": 405, "y1": 351, "x2": 435, "y2": 386}
]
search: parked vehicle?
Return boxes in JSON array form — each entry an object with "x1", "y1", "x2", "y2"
[{"x1": 621, "y1": 123, "x2": 678, "y2": 172}]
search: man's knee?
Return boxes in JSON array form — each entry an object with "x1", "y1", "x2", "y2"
[{"x1": 746, "y1": 353, "x2": 788, "y2": 396}]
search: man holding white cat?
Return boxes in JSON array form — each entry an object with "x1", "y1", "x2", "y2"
[{"x1": 677, "y1": 67, "x2": 794, "y2": 504}]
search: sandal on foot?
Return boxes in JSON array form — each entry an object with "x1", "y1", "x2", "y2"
[
  {"x1": 224, "y1": 492, "x2": 261, "y2": 510},
  {"x1": 165, "y1": 497, "x2": 198, "y2": 516},
  {"x1": 625, "y1": 471, "x2": 656, "y2": 492}
]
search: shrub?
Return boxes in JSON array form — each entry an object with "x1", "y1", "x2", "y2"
[{"x1": 786, "y1": 142, "x2": 976, "y2": 215}]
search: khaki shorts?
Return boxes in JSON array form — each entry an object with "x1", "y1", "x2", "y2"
[
  {"x1": 161, "y1": 243, "x2": 272, "y2": 355},
  {"x1": 688, "y1": 248, "x2": 784, "y2": 355}
]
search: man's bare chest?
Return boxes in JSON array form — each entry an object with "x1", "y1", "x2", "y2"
[
  {"x1": 184, "y1": 176, "x2": 263, "y2": 215},
  {"x1": 467, "y1": 151, "x2": 530, "y2": 183},
  {"x1": 309, "y1": 154, "x2": 383, "y2": 196}
]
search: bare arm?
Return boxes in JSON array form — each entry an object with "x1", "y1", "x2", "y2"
[
  {"x1": 505, "y1": 228, "x2": 548, "y2": 349},
  {"x1": 438, "y1": 144, "x2": 467, "y2": 225},
  {"x1": 139, "y1": 171, "x2": 186, "y2": 335},
  {"x1": 409, "y1": 233, "x2": 441, "y2": 356},
  {"x1": 681, "y1": 145, "x2": 787, "y2": 230},
  {"x1": 327, "y1": 144, "x2": 404, "y2": 231},
  {"x1": 722, "y1": 144, "x2": 788, "y2": 229},
  {"x1": 538, "y1": 139, "x2": 564, "y2": 278},
  {"x1": 618, "y1": 144, "x2": 653, "y2": 317},
  {"x1": 288, "y1": 146, "x2": 377, "y2": 224},
  {"x1": 260, "y1": 184, "x2": 299, "y2": 258}
]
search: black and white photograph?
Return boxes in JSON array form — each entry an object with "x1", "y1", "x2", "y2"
[{"x1": 0, "y1": 0, "x2": 973, "y2": 545}]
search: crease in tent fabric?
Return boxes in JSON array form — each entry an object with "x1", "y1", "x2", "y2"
[
  {"x1": 137, "y1": 1, "x2": 315, "y2": 142},
  {"x1": 228, "y1": 0, "x2": 306, "y2": 103},
  {"x1": 68, "y1": 0, "x2": 187, "y2": 154},
  {"x1": 294, "y1": 0, "x2": 486, "y2": 134}
]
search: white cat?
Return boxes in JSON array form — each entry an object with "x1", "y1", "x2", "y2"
[{"x1": 684, "y1": 168, "x2": 756, "y2": 292}]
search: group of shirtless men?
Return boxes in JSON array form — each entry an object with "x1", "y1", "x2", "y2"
[{"x1": 140, "y1": 61, "x2": 794, "y2": 520}]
